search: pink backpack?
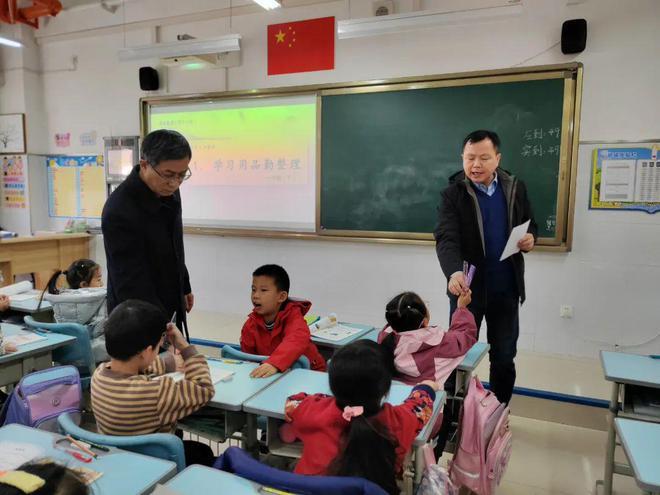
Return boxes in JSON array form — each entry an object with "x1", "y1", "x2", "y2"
[{"x1": 449, "y1": 376, "x2": 512, "y2": 495}]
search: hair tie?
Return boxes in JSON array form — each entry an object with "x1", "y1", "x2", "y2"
[
  {"x1": 0, "y1": 471, "x2": 46, "y2": 493},
  {"x1": 342, "y1": 406, "x2": 364, "y2": 422}
]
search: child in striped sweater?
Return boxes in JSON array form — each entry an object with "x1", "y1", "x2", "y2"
[{"x1": 91, "y1": 299, "x2": 215, "y2": 466}]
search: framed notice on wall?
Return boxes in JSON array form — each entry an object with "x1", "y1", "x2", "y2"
[
  {"x1": 0, "y1": 114, "x2": 26, "y2": 154},
  {"x1": 47, "y1": 155, "x2": 106, "y2": 218},
  {"x1": 590, "y1": 144, "x2": 660, "y2": 213}
]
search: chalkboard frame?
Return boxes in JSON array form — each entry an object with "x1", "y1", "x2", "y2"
[{"x1": 140, "y1": 62, "x2": 582, "y2": 251}]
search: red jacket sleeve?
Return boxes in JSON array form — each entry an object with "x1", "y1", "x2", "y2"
[
  {"x1": 240, "y1": 320, "x2": 258, "y2": 355},
  {"x1": 265, "y1": 311, "x2": 313, "y2": 372},
  {"x1": 435, "y1": 307, "x2": 478, "y2": 358}
]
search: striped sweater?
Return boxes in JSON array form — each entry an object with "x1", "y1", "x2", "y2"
[{"x1": 91, "y1": 345, "x2": 214, "y2": 435}]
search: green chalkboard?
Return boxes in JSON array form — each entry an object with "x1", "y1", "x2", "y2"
[{"x1": 320, "y1": 75, "x2": 575, "y2": 242}]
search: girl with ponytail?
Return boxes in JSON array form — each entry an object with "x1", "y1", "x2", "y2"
[
  {"x1": 39, "y1": 259, "x2": 109, "y2": 363},
  {"x1": 283, "y1": 340, "x2": 437, "y2": 494}
]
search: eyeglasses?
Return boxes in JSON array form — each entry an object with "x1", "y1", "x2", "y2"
[{"x1": 149, "y1": 163, "x2": 192, "y2": 184}]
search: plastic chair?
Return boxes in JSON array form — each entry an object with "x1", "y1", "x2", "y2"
[
  {"x1": 23, "y1": 316, "x2": 96, "y2": 389},
  {"x1": 215, "y1": 446, "x2": 387, "y2": 495},
  {"x1": 221, "y1": 345, "x2": 310, "y2": 370},
  {"x1": 58, "y1": 412, "x2": 186, "y2": 473}
]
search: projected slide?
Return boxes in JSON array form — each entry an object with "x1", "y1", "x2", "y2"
[{"x1": 149, "y1": 95, "x2": 317, "y2": 231}]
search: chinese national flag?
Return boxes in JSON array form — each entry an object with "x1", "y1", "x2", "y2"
[{"x1": 267, "y1": 16, "x2": 335, "y2": 76}]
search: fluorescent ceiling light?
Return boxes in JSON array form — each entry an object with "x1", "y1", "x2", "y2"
[
  {"x1": 337, "y1": 4, "x2": 524, "y2": 39},
  {"x1": 0, "y1": 35, "x2": 23, "y2": 48},
  {"x1": 118, "y1": 34, "x2": 241, "y2": 62},
  {"x1": 253, "y1": 0, "x2": 281, "y2": 9}
]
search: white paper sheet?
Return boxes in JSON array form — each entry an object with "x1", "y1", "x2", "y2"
[
  {"x1": 0, "y1": 281, "x2": 33, "y2": 296},
  {"x1": 311, "y1": 323, "x2": 364, "y2": 342},
  {"x1": 0, "y1": 442, "x2": 45, "y2": 470},
  {"x1": 499, "y1": 219, "x2": 531, "y2": 261},
  {"x1": 9, "y1": 294, "x2": 36, "y2": 302},
  {"x1": 157, "y1": 368, "x2": 234, "y2": 384},
  {"x1": 4, "y1": 331, "x2": 47, "y2": 347}
]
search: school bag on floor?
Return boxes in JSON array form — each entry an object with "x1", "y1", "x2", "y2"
[
  {"x1": 449, "y1": 376, "x2": 512, "y2": 495},
  {"x1": 0, "y1": 366, "x2": 82, "y2": 431}
]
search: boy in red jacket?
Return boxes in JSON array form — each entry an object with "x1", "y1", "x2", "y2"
[{"x1": 240, "y1": 264, "x2": 326, "y2": 378}]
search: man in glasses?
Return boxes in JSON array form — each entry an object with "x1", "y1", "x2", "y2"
[{"x1": 102, "y1": 129, "x2": 194, "y2": 338}]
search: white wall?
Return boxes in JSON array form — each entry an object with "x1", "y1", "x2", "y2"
[{"x1": 4, "y1": 0, "x2": 660, "y2": 359}]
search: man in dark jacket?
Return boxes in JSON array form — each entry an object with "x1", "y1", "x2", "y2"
[
  {"x1": 102, "y1": 130, "x2": 194, "y2": 334},
  {"x1": 434, "y1": 129, "x2": 537, "y2": 404}
]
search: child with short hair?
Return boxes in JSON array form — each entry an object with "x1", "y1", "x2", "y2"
[
  {"x1": 240, "y1": 264, "x2": 325, "y2": 378},
  {"x1": 91, "y1": 299, "x2": 215, "y2": 466},
  {"x1": 0, "y1": 461, "x2": 88, "y2": 495},
  {"x1": 284, "y1": 340, "x2": 437, "y2": 495},
  {"x1": 39, "y1": 259, "x2": 108, "y2": 363}
]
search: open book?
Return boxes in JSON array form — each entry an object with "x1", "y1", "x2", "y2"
[{"x1": 310, "y1": 322, "x2": 367, "y2": 342}]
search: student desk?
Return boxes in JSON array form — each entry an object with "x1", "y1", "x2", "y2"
[
  {"x1": 311, "y1": 322, "x2": 375, "y2": 350},
  {"x1": 8, "y1": 290, "x2": 53, "y2": 317},
  {"x1": 165, "y1": 465, "x2": 261, "y2": 494},
  {"x1": 0, "y1": 424, "x2": 176, "y2": 494},
  {"x1": 179, "y1": 358, "x2": 282, "y2": 453},
  {"x1": 614, "y1": 418, "x2": 660, "y2": 494},
  {"x1": 598, "y1": 351, "x2": 660, "y2": 495},
  {"x1": 0, "y1": 323, "x2": 75, "y2": 387},
  {"x1": 243, "y1": 368, "x2": 446, "y2": 488}
]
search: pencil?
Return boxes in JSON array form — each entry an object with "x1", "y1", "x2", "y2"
[{"x1": 66, "y1": 435, "x2": 97, "y2": 458}]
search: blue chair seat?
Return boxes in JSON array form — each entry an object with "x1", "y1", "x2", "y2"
[
  {"x1": 24, "y1": 316, "x2": 96, "y2": 389},
  {"x1": 215, "y1": 446, "x2": 387, "y2": 495},
  {"x1": 58, "y1": 412, "x2": 186, "y2": 473}
]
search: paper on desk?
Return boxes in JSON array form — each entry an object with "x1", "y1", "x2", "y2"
[
  {"x1": 9, "y1": 294, "x2": 36, "y2": 302},
  {"x1": 0, "y1": 281, "x2": 33, "y2": 297},
  {"x1": 152, "y1": 485, "x2": 183, "y2": 495},
  {"x1": 158, "y1": 368, "x2": 234, "y2": 384},
  {"x1": 499, "y1": 220, "x2": 531, "y2": 261},
  {"x1": 0, "y1": 442, "x2": 45, "y2": 470},
  {"x1": 4, "y1": 331, "x2": 47, "y2": 347},
  {"x1": 311, "y1": 323, "x2": 364, "y2": 342}
]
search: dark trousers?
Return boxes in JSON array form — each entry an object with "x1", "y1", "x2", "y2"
[
  {"x1": 450, "y1": 294, "x2": 520, "y2": 404},
  {"x1": 175, "y1": 429, "x2": 216, "y2": 467}
]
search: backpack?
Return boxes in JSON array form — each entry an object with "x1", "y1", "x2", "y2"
[
  {"x1": 449, "y1": 376, "x2": 512, "y2": 495},
  {"x1": 0, "y1": 366, "x2": 82, "y2": 431}
]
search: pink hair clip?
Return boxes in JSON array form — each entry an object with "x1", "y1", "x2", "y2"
[{"x1": 342, "y1": 406, "x2": 364, "y2": 422}]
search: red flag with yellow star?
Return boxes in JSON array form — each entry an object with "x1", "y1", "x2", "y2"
[{"x1": 267, "y1": 16, "x2": 335, "y2": 75}]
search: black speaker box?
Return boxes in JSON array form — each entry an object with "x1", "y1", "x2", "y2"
[
  {"x1": 139, "y1": 66, "x2": 159, "y2": 91},
  {"x1": 561, "y1": 19, "x2": 587, "y2": 54}
]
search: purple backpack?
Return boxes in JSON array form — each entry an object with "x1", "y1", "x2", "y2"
[{"x1": 0, "y1": 365, "x2": 82, "y2": 431}]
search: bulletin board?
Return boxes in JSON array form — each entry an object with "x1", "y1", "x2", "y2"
[{"x1": 47, "y1": 155, "x2": 106, "y2": 218}]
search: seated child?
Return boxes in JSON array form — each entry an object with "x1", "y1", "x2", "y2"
[
  {"x1": 0, "y1": 461, "x2": 88, "y2": 495},
  {"x1": 39, "y1": 259, "x2": 108, "y2": 363},
  {"x1": 240, "y1": 264, "x2": 326, "y2": 378},
  {"x1": 378, "y1": 290, "x2": 477, "y2": 458},
  {"x1": 91, "y1": 299, "x2": 215, "y2": 466},
  {"x1": 283, "y1": 340, "x2": 437, "y2": 495},
  {"x1": 378, "y1": 290, "x2": 477, "y2": 387}
]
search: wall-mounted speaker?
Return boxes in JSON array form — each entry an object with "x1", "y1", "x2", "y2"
[
  {"x1": 139, "y1": 66, "x2": 159, "y2": 91},
  {"x1": 561, "y1": 19, "x2": 587, "y2": 54}
]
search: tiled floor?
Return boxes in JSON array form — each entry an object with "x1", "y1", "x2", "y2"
[{"x1": 186, "y1": 310, "x2": 643, "y2": 495}]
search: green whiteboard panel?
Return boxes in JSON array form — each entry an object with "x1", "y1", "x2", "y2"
[{"x1": 320, "y1": 78, "x2": 566, "y2": 239}]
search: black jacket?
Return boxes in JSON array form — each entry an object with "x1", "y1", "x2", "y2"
[
  {"x1": 433, "y1": 169, "x2": 537, "y2": 304},
  {"x1": 101, "y1": 166, "x2": 191, "y2": 321}
]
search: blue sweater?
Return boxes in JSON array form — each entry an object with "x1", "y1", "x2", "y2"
[{"x1": 475, "y1": 185, "x2": 517, "y2": 297}]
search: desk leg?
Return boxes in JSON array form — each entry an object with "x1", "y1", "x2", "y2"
[
  {"x1": 603, "y1": 382, "x2": 620, "y2": 495},
  {"x1": 244, "y1": 413, "x2": 259, "y2": 458}
]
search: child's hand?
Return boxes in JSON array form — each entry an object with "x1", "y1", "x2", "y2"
[
  {"x1": 0, "y1": 294, "x2": 9, "y2": 312},
  {"x1": 419, "y1": 380, "x2": 440, "y2": 391},
  {"x1": 250, "y1": 363, "x2": 278, "y2": 378},
  {"x1": 166, "y1": 323, "x2": 189, "y2": 351},
  {"x1": 169, "y1": 347, "x2": 185, "y2": 371},
  {"x1": 457, "y1": 289, "x2": 472, "y2": 309}
]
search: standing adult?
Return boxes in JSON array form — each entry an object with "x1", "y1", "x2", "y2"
[
  {"x1": 434, "y1": 130, "x2": 537, "y2": 404},
  {"x1": 102, "y1": 129, "x2": 194, "y2": 335}
]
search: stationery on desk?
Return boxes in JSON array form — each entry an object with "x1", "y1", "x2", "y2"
[
  {"x1": 158, "y1": 367, "x2": 234, "y2": 384},
  {"x1": 3, "y1": 331, "x2": 47, "y2": 347},
  {"x1": 309, "y1": 314, "x2": 367, "y2": 342}
]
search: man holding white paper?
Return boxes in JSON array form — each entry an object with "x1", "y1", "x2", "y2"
[{"x1": 434, "y1": 130, "x2": 537, "y2": 404}]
